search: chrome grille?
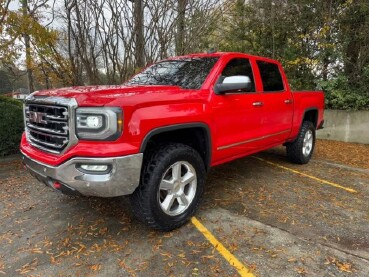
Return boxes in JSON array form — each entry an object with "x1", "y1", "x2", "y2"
[{"x1": 25, "y1": 103, "x2": 70, "y2": 153}]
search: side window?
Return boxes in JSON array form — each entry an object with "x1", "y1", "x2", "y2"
[
  {"x1": 256, "y1": 61, "x2": 284, "y2": 92},
  {"x1": 219, "y1": 58, "x2": 255, "y2": 92}
]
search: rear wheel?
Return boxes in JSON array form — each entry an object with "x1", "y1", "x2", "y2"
[
  {"x1": 286, "y1": 121, "x2": 316, "y2": 164},
  {"x1": 129, "y1": 143, "x2": 205, "y2": 231}
]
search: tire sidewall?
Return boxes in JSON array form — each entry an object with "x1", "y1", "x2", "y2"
[
  {"x1": 145, "y1": 146, "x2": 205, "y2": 227},
  {"x1": 299, "y1": 121, "x2": 316, "y2": 163}
]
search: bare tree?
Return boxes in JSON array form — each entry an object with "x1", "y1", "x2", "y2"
[
  {"x1": 132, "y1": 0, "x2": 145, "y2": 68},
  {"x1": 145, "y1": 0, "x2": 176, "y2": 61},
  {"x1": 176, "y1": 0, "x2": 187, "y2": 55},
  {"x1": 62, "y1": 0, "x2": 104, "y2": 85},
  {"x1": 21, "y1": 0, "x2": 34, "y2": 92},
  {"x1": 52, "y1": 0, "x2": 222, "y2": 86}
]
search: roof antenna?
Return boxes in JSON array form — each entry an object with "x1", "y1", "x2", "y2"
[{"x1": 207, "y1": 48, "x2": 216, "y2": 54}]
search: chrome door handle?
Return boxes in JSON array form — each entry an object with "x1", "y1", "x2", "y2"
[
  {"x1": 252, "y1": 101, "x2": 264, "y2": 107},
  {"x1": 284, "y1": 99, "x2": 293, "y2": 104}
]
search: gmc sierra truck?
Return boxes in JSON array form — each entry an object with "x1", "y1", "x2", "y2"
[{"x1": 21, "y1": 52, "x2": 324, "y2": 231}]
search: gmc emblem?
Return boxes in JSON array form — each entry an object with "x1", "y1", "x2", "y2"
[{"x1": 29, "y1": 111, "x2": 47, "y2": 124}]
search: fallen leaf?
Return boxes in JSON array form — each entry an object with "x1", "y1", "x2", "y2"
[
  {"x1": 90, "y1": 264, "x2": 102, "y2": 271},
  {"x1": 296, "y1": 267, "x2": 306, "y2": 274}
]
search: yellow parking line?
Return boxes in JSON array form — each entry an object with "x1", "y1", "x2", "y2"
[
  {"x1": 252, "y1": 156, "x2": 358, "y2": 193},
  {"x1": 191, "y1": 217, "x2": 255, "y2": 277}
]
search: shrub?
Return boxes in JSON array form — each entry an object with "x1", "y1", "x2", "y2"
[
  {"x1": 0, "y1": 96, "x2": 24, "y2": 156},
  {"x1": 319, "y1": 74, "x2": 369, "y2": 111}
]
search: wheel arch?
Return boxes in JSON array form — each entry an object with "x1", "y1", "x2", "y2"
[
  {"x1": 302, "y1": 107, "x2": 319, "y2": 128},
  {"x1": 140, "y1": 123, "x2": 212, "y2": 171}
]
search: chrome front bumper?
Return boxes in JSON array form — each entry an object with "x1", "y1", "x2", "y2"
[{"x1": 21, "y1": 152, "x2": 143, "y2": 197}]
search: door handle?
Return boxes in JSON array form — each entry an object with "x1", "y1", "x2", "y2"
[
  {"x1": 252, "y1": 101, "x2": 264, "y2": 107},
  {"x1": 284, "y1": 99, "x2": 293, "y2": 104}
]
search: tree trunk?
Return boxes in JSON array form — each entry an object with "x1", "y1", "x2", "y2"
[
  {"x1": 22, "y1": 0, "x2": 34, "y2": 93},
  {"x1": 176, "y1": 0, "x2": 186, "y2": 55},
  {"x1": 322, "y1": 0, "x2": 333, "y2": 81},
  {"x1": 133, "y1": 0, "x2": 145, "y2": 68}
]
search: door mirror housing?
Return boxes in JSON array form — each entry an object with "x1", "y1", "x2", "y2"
[{"x1": 214, "y1": 75, "x2": 252, "y2": 94}]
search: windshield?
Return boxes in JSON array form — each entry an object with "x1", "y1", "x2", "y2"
[{"x1": 127, "y1": 57, "x2": 219, "y2": 89}]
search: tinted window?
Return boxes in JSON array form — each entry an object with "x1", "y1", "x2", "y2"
[
  {"x1": 257, "y1": 61, "x2": 284, "y2": 92},
  {"x1": 219, "y1": 58, "x2": 255, "y2": 91},
  {"x1": 127, "y1": 57, "x2": 219, "y2": 89}
]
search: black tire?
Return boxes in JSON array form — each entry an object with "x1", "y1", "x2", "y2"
[
  {"x1": 129, "y1": 143, "x2": 206, "y2": 231},
  {"x1": 286, "y1": 121, "x2": 316, "y2": 164}
]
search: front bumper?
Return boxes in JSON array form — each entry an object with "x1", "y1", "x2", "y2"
[{"x1": 21, "y1": 151, "x2": 143, "y2": 197}]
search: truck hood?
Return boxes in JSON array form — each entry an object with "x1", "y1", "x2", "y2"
[{"x1": 31, "y1": 85, "x2": 208, "y2": 107}]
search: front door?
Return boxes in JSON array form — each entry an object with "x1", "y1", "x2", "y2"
[{"x1": 211, "y1": 57, "x2": 264, "y2": 163}]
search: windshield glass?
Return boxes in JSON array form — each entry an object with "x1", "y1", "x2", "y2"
[{"x1": 127, "y1": 57, "x2": 219, "y2": 89}]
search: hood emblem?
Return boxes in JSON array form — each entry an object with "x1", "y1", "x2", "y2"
[{"x1": 29, "y1": 111, "x2": 47, "y2": 124}]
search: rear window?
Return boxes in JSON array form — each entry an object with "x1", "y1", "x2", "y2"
[{"x1": 256, "y1": 61, "x2": 284, "y2": 92}]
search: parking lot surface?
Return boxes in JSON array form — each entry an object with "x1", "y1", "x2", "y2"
[{"x1": 1, "y1": 139, "x2": 368, "y2": 276}]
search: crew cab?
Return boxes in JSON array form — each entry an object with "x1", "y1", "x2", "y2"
[{"x1": 21, "y1": 52, "x2": 324, "y2": 231}]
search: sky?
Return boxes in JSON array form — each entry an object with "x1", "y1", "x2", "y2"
[{"x1": 9, "y1": 0, "x2": 19, "y2": 11}]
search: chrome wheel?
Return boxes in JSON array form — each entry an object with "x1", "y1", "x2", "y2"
[
  {"x1": 302, "y1": 129, "x2": 313, "y2": 157},
  {"x1": 158, "y1": 161, "x2": 197, "y2": 216}
]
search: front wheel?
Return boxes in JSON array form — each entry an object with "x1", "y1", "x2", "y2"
[
  {"x1": 129, "y1": 143, "x2": 205, "y2": 231},
  {"x1": 286, "y1": 121, "x2": 316, "y2": 164}
]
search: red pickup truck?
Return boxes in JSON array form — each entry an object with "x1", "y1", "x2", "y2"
[{"x1": 21, "y1": 52, "x2": 324, "y2": 231}]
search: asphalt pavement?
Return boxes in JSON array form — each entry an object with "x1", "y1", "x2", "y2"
[{"x1": 1, "y1": 140, "x2": 368, "y2": 276}]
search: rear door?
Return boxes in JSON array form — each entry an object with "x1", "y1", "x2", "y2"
[{"x1": 256, "y1": 60, "x2": 294, "y2": 145}]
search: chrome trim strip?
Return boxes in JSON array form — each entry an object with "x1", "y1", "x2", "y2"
[
  {"x1": 27, "y1": 123, "x2": 68, "y2": 135},
  {"x1": 28, "y1": 128, "x2": 68, "y2": 140},
  {"x1": 44, "y1": 114, "x2": 68, "y2": 120},
  {"x1": 27, "y1": 139, "x2": 62, "y2": 154},
  {"x1": 217, "y1": 129, "x2": 290, "y2": 150},
  {"x1": 26, "y1": 103, "x2": 68, "y2": 114},
  {"x1": 29, "y1": 136, "x2": 64, "y2": 149}
]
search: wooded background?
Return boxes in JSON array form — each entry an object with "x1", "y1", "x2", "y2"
[{"x1": 0, "y1": 0, "x2": 368, "y2": 110}]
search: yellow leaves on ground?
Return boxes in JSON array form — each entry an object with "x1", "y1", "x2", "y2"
[
  {"x1": 15, "y1": 258, "x2": 38, "y2": 275},
  {"x1": 315, "y1": 140, "x2": 369, "y2": 169},
  {"x1": 30, "y1": 248, "x2": 43, "y2": 254},
  {"x1": 118, "y1": 258, "x2": 148, "y2": 276},
  {"x1": 296, "y1": 267, "x2": 307, "y2": 274},
  {"x1": 0, "y1": 259, "x2": 5, "y2": 275},
  {"x1": 89, "y1": 263, "x2": 102, "y2": 271},
  {"x1": 325, "y1": 256, "x2": 353, "y2": 273}
]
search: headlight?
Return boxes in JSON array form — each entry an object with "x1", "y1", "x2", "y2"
[{"x1": 76, "y1": 107, "x2": 122, "y2": 140}]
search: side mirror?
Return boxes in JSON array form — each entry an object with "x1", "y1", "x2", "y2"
[{"x1": 214, "y1": 75, "x2": 252, "y2": 94}]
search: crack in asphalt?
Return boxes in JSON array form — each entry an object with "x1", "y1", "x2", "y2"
[
  {"x1": 312, "y1": 159, "x2": 369, "y2": 174},
  {"x1": 248, "y1": 217, "x2": 369, "y2": 263}
]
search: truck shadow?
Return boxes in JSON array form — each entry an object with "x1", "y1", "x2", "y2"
[{"x1": 56, "y1": 147, "x2": 288, "y2": 231}]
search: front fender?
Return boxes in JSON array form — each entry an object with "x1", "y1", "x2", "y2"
[{"x1": 128, "y1": 102, "x2": 211, "y2": 139}]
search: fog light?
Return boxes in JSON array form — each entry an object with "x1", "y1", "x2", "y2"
[{"x1": 80, "y1": 164, "x2": 109, "y2": 172}]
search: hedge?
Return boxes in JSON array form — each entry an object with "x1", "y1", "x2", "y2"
[
  {"x1": 0, "y1": 96, "x2": 24, "y2": 157},
  {"x1": 318, "y1": 67, "x2": 369, "y2": 111}
]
